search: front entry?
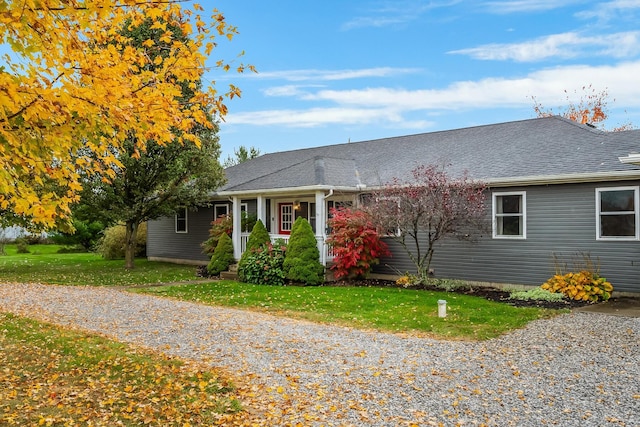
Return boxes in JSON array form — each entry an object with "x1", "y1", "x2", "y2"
[{"x1": 279, "y1": 203, "x2": 293, "y2": 235}]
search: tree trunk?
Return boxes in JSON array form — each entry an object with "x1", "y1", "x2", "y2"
[{"x1": 124, "y1": 221, "x2": 139, "y2": 270}]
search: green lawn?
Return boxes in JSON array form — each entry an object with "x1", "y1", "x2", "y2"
[
  {"x1": 135, "y1": 281, "x2": 560, "y2": 340},
  {"x1": 0, "y1": 245, "x2": 562, "y2": 340},
  {"x1": 0, "y1": 244, "x2": 198, "y2": 286}
]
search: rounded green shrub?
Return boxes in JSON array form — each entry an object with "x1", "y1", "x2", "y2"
[
  {"x1": 238, "y1": 219, "x2": 270, "y2": 282},
  {"x1": 97, "y1": 223, "x2": 147, "y2": 260},
  {"x1": 283, "y1": 217, "x2": 324, "y2": 285},
  {"x1": 15, "y1": 237, "x2": 30, "y2": 254},
  {"x1": 207, "y1": 232, "x2": 235, "y2": 276},
  {"x1": 238, "y1": 242, "x2": 287, "y2": 286}
]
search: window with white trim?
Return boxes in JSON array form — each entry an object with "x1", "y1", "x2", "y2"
[
  {"x1": 214, "y1": 204, "x2": 229, "y2": 220},
  {"x1": 596, "y1": 186, "x2": 639, "y2": 240},
  {"x1": 175, "y1": 208, "x2": 188, "y2": 233},
  {"x1": 493, "y1": 192, "x2": 526, "y2": 238}
]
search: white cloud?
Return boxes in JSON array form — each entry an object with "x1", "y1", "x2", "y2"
[
  {"x1": 576, "y1": 0, "x2": 640, "y2": 21},
  {"x1": 225, "y1": 61, "x2": 640, "y2": 128},
  {"x1": 310, "y1": 61, "x2": 640, "y2": 108},
  {"x1": 341, "y1": 0, "x2": 461, "y2": 30},
  {"x1": 449, "y1": 31, "x2": 640, "y2": 61},
  {"x1": 225, "y1": 107, "x2": 431, "y2": 128},
  {"x1": 262, "y1": 85, "x2": 324, "y2": 97},
  {"x1": 482, "y1": 0, "x2": 582, "y2": 14},
  {"x1": 250, "y1": 67, "x2": 420, "y2": 82}
]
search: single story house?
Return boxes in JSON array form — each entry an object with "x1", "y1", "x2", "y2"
[{"x1": 147, "y1": 116, "x2": 640, "y2": 294}]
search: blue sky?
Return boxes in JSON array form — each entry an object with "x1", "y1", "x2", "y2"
[{"x1": 207, "y1": 0, "x2": 640, "y2": 160}]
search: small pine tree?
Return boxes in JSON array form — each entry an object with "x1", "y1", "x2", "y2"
[
  {"x1": 238, "y1": 219, "x2": 271, "y2": 281},
  {"x1": 207, "y1": 232, "x2": 235, "y2": 276},
  {"x1": 283, "y1": 217, "x2": 324, "y2": 285}
]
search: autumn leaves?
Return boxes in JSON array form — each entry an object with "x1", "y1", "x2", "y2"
[{"x1": 0, "y1": 2, "x2": 251, "y2": 229}]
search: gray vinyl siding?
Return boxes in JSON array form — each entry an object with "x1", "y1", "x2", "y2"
[
  {"x1": 146, "y1": 207, "x2": 214, "y2": 263},
  {"x1": 374, "y1": 182, "x2": 640, "y2": 293},
  {"x1": 146, "y1": 199, "x2": 260, "y2": 263}
]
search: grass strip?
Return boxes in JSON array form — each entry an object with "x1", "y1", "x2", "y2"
[
  {"x1": 135, "y1": 281, "x2": 561, "y2": 340},
  {"x1": 0, "y1": 245, "x2": 197, "y2": 286}
]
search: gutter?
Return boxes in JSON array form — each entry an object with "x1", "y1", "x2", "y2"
[
  {"x1": 215, "y1": 185, "x2": 360, "y2": 198},
  {"x1": 484, "y1": 170, "x2": 640, "y2": 187},
  {"x1": 213, "y1": 170, "x2": 640, "y2": 197}
]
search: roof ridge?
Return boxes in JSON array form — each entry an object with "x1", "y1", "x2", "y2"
[
  {"x1": 549, "y1": 115, "x2": 607, "y2": 134},
  {"x1": 250, "y1": 116, "x2": 603, "y2": 158}
]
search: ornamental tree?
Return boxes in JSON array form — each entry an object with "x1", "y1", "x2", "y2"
[
  {"x1": 363, "y1": 164, "x2": 486, "y2": 282},
  {"x1": 326, "y1": 207, "x2": 389, "y2": 280},
  {"x1": 0, "y1": 1, "x2": 252, "y2": 229},
  {"x1": 532, "y1": 85, "x2": 633, "y2": 131}
]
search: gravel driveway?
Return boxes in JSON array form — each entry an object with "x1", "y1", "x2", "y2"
[{"x1": 0, "y1": 283, "x2": 638, "y2": 426}]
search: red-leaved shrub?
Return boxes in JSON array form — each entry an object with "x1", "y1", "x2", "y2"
[{"x1": 326, "y1": 207, "x2": 390, "y2": 280}]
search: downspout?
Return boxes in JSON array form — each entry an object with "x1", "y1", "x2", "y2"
[{"x1": 324, "y1": 188, "x2": 334, "y2": 200}]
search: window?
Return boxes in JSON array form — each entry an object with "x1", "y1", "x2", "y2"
[
  {"x1": 214, "y1": 204, "x2": 229, "y2": 220},
  {"x1": 175, "y1": 208, "x2": 188, "y2": 233},
  {"x1": 596, "y1": 187, "x2": 639, "y2": 240},
  {"x1": 309, "y1": 202, "x2": 316, "y2": 233},
  {"x1": 493, "y1": 192, "x2": 526, "y2": 238}
]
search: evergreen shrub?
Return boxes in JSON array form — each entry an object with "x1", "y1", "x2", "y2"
[
  {"x1": 283, "y1": 217, "x2": 324, "y2": 285},
  {"x1": 207, "y1": 232, "x2": 235, "y2": 276},
  {"x1": 201, "y1": 215, "x2": 232, "y2": 256}
]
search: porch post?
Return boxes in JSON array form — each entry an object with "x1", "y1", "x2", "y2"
[
  {"x1": 256, "y1": 195, "x2": 265, "y2": 225},
  {"x1": 232, "y1": 196, "x2": 242, "y2": 260},
  {"x1": 315, "y1": 190, "x2": 327, "y2": 266}
]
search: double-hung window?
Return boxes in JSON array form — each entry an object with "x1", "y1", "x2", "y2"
[
  {"x1": 175, "y1": 208, "x2": 188, "y2": 233},
  {"x1": 596, "y1": 187, "x2": 639, "y2": 240},
  {"x1": 493, "y1": 192, "x2": 526, "y2": 239}
]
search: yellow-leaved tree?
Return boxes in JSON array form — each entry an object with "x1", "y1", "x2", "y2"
[{"x1": 0, "y1": 1, "x2": 252, "y2": 229}]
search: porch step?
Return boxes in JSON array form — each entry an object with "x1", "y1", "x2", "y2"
[
  {"x1": 220, "y1": 271, "x2": 238, "y2": 280},
  {"x1": 220, "y1": 264, "x2": 238, "y2": 280}
]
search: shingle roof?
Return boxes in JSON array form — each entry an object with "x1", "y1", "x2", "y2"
[{"x1": 220, "y1": 116, "x2": 640, "y2": 194}]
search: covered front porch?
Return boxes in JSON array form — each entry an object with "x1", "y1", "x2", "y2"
[{"x1": 223, "y1": 189, "x2": 357, "y2": 266}]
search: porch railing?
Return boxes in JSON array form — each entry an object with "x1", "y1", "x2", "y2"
[{"x1": 240, "y1": 232, "x2": 334, "y2": 264}]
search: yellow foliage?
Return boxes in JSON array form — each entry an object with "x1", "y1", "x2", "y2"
[
  {"x1": 0, "y1": 1, "x2": 254, "y2": 229},
  {"x1": 541, "y1": 270, "x2": 613, "y2": 302},
  {"x1": 396, "y1": 276, "x2": 412, "y2": 286}
]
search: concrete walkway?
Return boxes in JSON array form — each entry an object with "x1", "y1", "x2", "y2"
[{"x1": 575, "y1": 296, "x2": 640, "y2": 317}]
